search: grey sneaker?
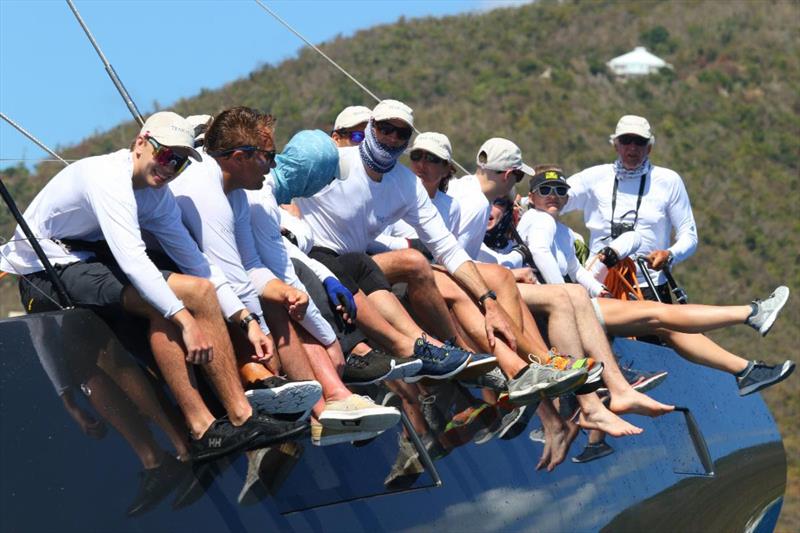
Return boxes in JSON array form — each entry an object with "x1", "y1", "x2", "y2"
[
  {"x1": 746, "y1": 286, "x2": 790, "y2": 336},
  {"x1": 507, "y1": 362, "x2": 587, "y2": 405},
  {"x1": 459, "y1": 367, "x2": 508, "y2": 391},
  {"x1": 737, "y1": 360, "x2": 795, "y2": 396}
]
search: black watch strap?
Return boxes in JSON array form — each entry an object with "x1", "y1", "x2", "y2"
[
  {"x1": 240, "y1": 312, "x2": 260, "y2": 331},
  {"x1": 477, "y1": 290, "x2": 497, "y2": 309}
]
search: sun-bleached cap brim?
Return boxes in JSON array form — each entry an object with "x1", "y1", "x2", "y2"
[
  {"x1": 371, "y1": 99, "x2": 414, "y2": 127},
  {"x1": 476, "y1": 137, "x2": 533, "y2": 175},
  {"x1": 333, "y1": 106, "x2": 371, "y2": 131},
  {"x1": 409, "y1": 132, "x2": 452, "y2": 161},
  {"x1": 139, "y1": 111, "x2": 201, "y2": 160}
]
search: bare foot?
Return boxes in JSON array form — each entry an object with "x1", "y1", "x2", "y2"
[
  {"x1": 609, "y1": 389, "x2": 674, "y2": 417},
  {"x1": 537, "y1": 421, "x2": 581, "y2": 471},
  {"x1": 578, "y1": 405, "x2": 642, "y2": 437}
]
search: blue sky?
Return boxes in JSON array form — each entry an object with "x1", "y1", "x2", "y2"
[{"x1": 0, "y1": 0, "x2": 528, "y2": 167}]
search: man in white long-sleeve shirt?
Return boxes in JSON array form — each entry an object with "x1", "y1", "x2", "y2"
[
  {"x1": 173, "y1": 107, "x2": 399, "y2": 445},
  {"x1": 0, "y1": 112, "x2": 303, "y2": 463},
  {"x1": 563, "y1": 115, "x2": 698, "y2": 301}
]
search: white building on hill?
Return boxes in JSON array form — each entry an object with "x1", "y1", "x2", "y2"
[{"x1": 607, "y1": 46, "x2": 673, "y2": 77}]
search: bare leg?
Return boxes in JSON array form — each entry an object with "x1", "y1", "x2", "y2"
[
  {"x1": 373, "y1": 249, "x2": 462, "y2": 342},
  {"x1": 433, "y1": 270, "x2": 526, "y2": 377},
  {"x1": 351, "y1": 290, "x2": 418, "y2": 356},
  {"x1": 535, "y1": 399, "x2": 579, "y2": 472},
  {"x1": 598, "y1": 298, "x2": 752, "y2": 334},
  {"x1": 169, "y1": 275, "x2": 253, "y2": 426},
  {"x1": 122, "y1": 283, "x2": 217, "y2": 439},
  {"x1": 657, "y1": 329, "x2": 749, "y2": 374},
  {"x1": 261, "y1": 300, "x2": 350, "y2": 418},
  {"x1": 560, "y1": 284, "x2": 674, "y2": 417}
]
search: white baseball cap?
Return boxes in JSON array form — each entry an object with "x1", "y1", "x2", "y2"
[
  {"x1": 409, "y1": 132, "x2": 452, "y2": 161},
  {"x1": 609, "y1": 115, "x2": 655, "y2": 144},
  {"x1": 139, "y1": 111, "x2": 201, "y2": 160},
  {"x1": 185, "y1": 114, "x2": 212, "y2": 142},
  {"x1": 476, "y1": 138, "x2": 533, "y2": 175},
  {"x1": 371, "y1": 99, "x2": 414, "y2": 127},
  {"x1": 333, "y1": 106, "x2": 371, "y2": 131}
]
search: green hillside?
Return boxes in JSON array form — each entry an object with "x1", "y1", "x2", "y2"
[{"x1": 1, "y1": 0, "x2": 798, "y2": 529}]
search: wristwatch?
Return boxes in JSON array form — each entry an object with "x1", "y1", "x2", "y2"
[
  {"x1": 239, "y1": 312, "x2": 260, "y2": 331},
  {"x1": 477, "y1": 290, "x2": 497, "y2": 310}
]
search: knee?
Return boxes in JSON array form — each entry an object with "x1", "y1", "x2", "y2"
[
  {"x1": 403, "y1": 250, "x2": 434, "y2": 281},
  {"x1": 563, "y1": 284, "x2": 591, "y2": 305},
  {"x1": 177, "y1": 276, "x2": 217, "y2": 311}
]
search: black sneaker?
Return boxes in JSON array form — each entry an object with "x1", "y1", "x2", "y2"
[
  {"x1": 245, "y1": 377, "x2": 322, "y2": 417},
  {"x1": 190, "y1": 417, "x2": 263, "y2": 463},
  {"x1": 190, "y1": 413, "x2": 305, "y2": 463},
  {"x1": 343, "y1": 350, "x2": 394, "y2": 385},
  {"x1": 127, "y1": 455, "x2": 190, "y2": 516},
  {"x1": 737, "y1": 360, "x2": 795, "y2": 396},
  {"x1": 245, "y1": 412, "x2": 309, "y2": 451},
  {"x1": 572, "y1": 441, "x2": 614, "y2": 464}
]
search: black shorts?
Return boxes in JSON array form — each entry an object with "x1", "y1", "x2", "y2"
[
  {"x1": 308, "y1": 247, "x2": 391, "y2": 295},
  {"x1": 19, "y1": 258, "x2": 172, "y2": 318}
]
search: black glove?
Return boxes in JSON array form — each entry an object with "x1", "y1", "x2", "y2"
[
  {"x1": 407, "y1": 238, "x2": 433, "y2": 260},
  {"x1": 599, "y1": 246, "x2": 620, "y2": 268}
]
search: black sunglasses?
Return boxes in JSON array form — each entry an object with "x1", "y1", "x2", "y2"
[
  {"x1": 374, "y1": 121, "x2": 413, "y2": 141},
  {"x1": 536, "y1": 185, "x2": 569, "y2": 197},
  {"x1": 208, "y1": 145, "x2": 276, "y2": 162},
  {"x1": 617, "y1": 135, "x2": 649, "y2": 147},
  {"x1": 409, "y1": 150, "x2": 446, "y2": 165}
]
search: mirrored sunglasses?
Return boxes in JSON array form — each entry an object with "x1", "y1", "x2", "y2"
[
  {"x1": 146, "y1": 136, "x2": 191, "y2": 175},
  {"x1": 336, "y1": 130, "x2": 365, "y2": 143}
]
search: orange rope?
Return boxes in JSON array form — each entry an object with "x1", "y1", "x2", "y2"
[
  {"x1": 0, "y1": 271, "x2": 11, "y2": 281},
  {"x1": 604, "y1": 257, "x2": 645, "y2": 301}
]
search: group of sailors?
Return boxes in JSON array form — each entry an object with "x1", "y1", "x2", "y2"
[{"x1": 0, "y1": 100, "x2": 794, "y2": 514}]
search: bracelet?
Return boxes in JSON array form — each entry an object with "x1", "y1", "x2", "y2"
[
  {"x1": 477, "y1": 290, "x2": 497, "y2": 310},
  {"x1": 240, "y1": 312, "x2": 260, "y2": 331}
]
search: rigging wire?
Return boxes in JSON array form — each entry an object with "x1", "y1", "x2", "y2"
[
  {"x1": 252, "y1": 0, "x2": 473, "y2": 176},
  {"x1": 65, "y1": 0, "x2": 144, "y2": 126},
  {"x1": 0, "y1": 112, "x2": 69, "y2": 165}
]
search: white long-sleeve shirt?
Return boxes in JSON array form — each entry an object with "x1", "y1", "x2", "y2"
[
  {"x1": 295, "y1": 146, "x2": 471, "y2": 274},
  {"x1": 517, "y1": 209, "x2": 605, "y2": 297},
  {"x1": 245, "y1": 176, "x2": 337, "y2": 346},
  {"x1": 0, "y1": 149, "x2": 240, "y2": 318},
  {"x1": 445, "y1": 174, "x2": 491, "y2": 259},
  {"x1": 369, "y1": 189, "x2": 464, "y2": 254},
  {"x1": 168, "y1": 150, "x2": 270, "y2": 333},
  {"x1": 563, "y1": 163, "x2": 698, "y2": 285}
]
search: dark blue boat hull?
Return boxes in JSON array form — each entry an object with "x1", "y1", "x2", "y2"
[{"x1": 0, "y1": 310, "x2": 786, "y2": 532}]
